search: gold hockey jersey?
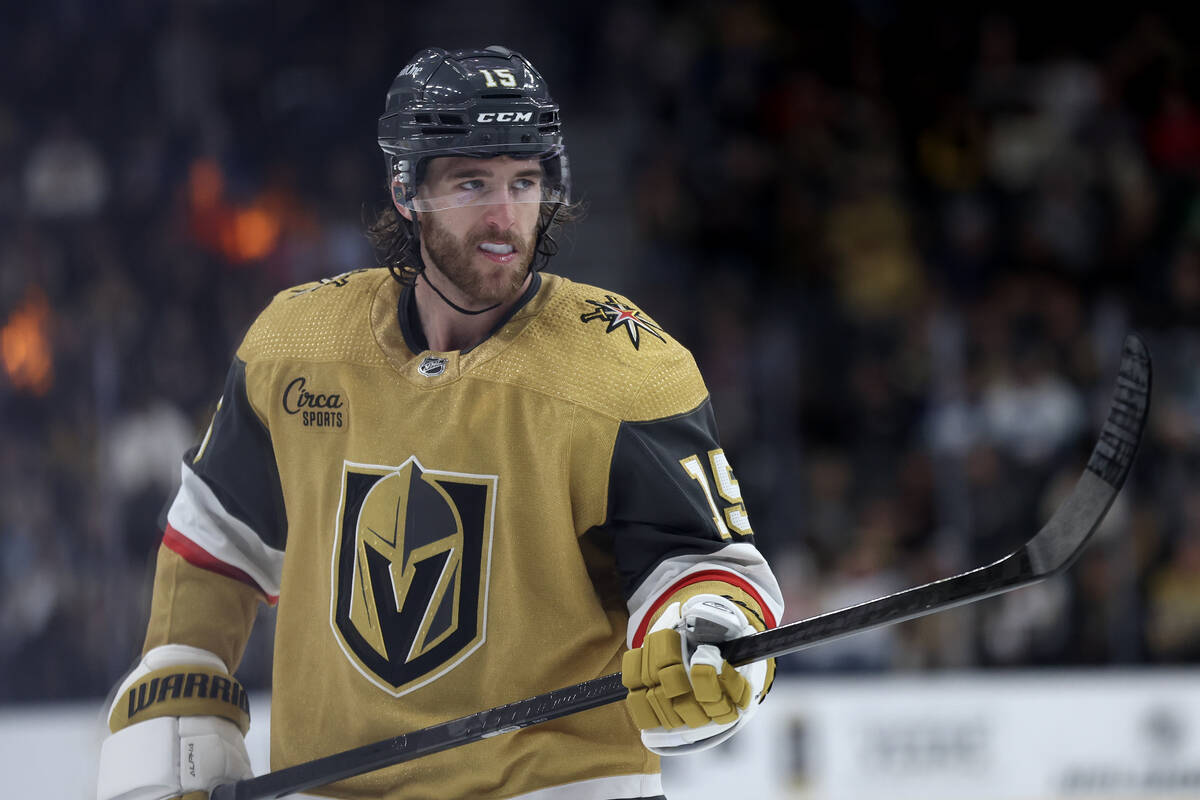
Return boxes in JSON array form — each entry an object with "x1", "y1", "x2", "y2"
[{"x1": 145, "y1": 268, "x2": 783, "y2": 800}]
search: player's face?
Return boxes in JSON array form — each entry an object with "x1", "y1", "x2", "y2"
[{"x1": 414, "y1": 156, "x2": 543, "y2": 307}]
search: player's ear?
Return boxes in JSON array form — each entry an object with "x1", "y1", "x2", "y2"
[{"x1": 392, "y1": 179, "x2": 413, "y2": 221}]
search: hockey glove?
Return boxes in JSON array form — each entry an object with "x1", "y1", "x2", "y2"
[
  {"x1": 97, "y1": 644, "x2": 253, "y2": 800},
  {"x1": 622, "y1": 594, "x2": 773, "y2": 754}
]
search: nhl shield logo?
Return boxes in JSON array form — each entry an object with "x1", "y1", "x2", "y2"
[
  {"x1": 330, "y1": 457, "x2": 496, "y2": 696},
  {"x1": 418, "y1": 356, "x2": 448, "y2": 377}
]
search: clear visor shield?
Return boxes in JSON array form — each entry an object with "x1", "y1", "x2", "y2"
[{"x1": 402, "y1": 149, "x2": 570, "y2": 213}]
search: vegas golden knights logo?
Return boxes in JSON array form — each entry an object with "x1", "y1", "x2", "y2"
[{"x1": 331, "y1": 458, "x2": 496, "y2": 696}]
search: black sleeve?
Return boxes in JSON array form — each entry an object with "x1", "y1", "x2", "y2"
[
  {"x1": 160, "y1": 357, "x2": 288, "y2": 551},
  {"x1": 598, "y1": 399, "x2": 758, "y2": 599}
]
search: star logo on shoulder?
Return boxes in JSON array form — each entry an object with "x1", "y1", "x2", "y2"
[
  {"x1": 580, "y1": 295, "x2": 666, "y2": 349},
  {"x1": 288, "y1": 269, "x2": 368, "y2": 298}
]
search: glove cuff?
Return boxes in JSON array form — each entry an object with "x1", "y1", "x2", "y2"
[
  {"x1": 108, "y1": 664, "x2": 251, "y2": 735},
  {"x1": 108, "y1": 645, "x2": 250, "y2": 735}
]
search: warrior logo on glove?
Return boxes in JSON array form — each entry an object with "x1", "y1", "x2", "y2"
[{"x1": 331, "y1": 457, "x2": 497, "y2": 696}]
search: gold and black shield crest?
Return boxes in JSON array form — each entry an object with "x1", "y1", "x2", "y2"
[{"x1": 331, "y1": 457, "x2": 496, "y2": 696}]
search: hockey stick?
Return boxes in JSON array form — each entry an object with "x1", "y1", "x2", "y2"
[{"x1": 212, "y1": 333, "x2": 1151, "y2": 800}]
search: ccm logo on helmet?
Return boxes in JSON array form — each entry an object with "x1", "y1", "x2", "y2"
[{"x1": 476, "y1": 111, "x2": 533, "y2": 123}]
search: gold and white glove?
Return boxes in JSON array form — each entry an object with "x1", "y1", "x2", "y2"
[
  {"x1": 97, "y1": 644, "x2": 253, "y2": 800},
  {"x1": 622, "y1": 594, "x2": 773, "y2": 754}
]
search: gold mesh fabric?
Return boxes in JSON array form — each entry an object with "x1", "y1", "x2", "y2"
[
  {"x1": 472, "y1": 276, "x2": 709, "y2": 423},
  {"x1": 239, "y1": 270, "x2": 393, "y2": 367},
  {"x1": 143, "y1": 547, "x2": 260, "y2": 673},
  {"x1": 238, "y1": 270, "x2": 708, "y2": 425}
]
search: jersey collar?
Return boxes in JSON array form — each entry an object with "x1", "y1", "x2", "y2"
[{"x1": 397, "y1": 271, "x2": 543, "y2": 356}]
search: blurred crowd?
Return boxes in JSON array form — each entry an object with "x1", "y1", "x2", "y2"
[{"x1": 2, "y1": 2, "x2": 1200, "y2": 701}]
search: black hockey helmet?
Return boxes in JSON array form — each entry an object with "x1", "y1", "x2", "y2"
[{"x1": 378, "y1": 45, "x2": 570, "y2": 212}]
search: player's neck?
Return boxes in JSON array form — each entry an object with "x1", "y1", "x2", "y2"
[{"x1": 412, "y1": 270, "x2": 531, "y2": 352}]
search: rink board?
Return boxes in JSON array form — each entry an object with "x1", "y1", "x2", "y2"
[{"x1": 12, "y1": 671, "x2": 1200, "y2": 799}]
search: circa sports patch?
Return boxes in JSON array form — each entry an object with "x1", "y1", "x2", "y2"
[
  {"x1": 580, "y1": 295, "x2": 666, "y2": 349},
  {"x1": 330, "y1": 457, "x2": 496, "y2": 697},
  {"x1": 281, "y1": 376, "x2": 346, "y2": 429}
]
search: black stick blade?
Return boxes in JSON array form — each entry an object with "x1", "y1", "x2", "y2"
[
  {"x1": 1087, "y1": 333, "x2": 1152, "y2": 489},
  {"x1": 1023, "y1": 333, "x2": 1151, "y2": 575}
]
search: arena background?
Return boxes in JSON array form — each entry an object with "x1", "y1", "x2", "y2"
[{"x1": 3, "y1": 2, "x2": 1200, "y2": 797}]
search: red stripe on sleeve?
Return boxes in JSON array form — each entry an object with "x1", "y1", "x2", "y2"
[
  {"x1": 631, "y1": 568, "x2": 776, "y2": 649},
  {"x1": 163, "y1": 525, "x2": 279, "y2": 605}
]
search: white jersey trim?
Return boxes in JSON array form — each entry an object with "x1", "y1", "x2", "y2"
[
  {"x1": 167, "y1": 461, "x2": 286, "y2": 597},
  {"x1": 625, "y1": 542, "x2": 784, "y2": 648},
  {"x1": 505, "y1": 773, "x2": 664, "y2": 800},
  {"x1": 281, "y1": 772, "x2": 664, "y2": 800}
]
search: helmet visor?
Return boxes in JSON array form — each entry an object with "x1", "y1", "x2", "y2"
[{"x1": 402, "y1": 148, "x2": 570, "y2": 213}]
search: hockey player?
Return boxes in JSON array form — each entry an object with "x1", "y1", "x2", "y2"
[{"x1": 96, "y1": 45, "x2": 783, "y2": 800}]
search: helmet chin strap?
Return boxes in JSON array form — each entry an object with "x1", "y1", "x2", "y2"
[{"x1": 419, "y1": 269, "x2": 503, "y2": 316}]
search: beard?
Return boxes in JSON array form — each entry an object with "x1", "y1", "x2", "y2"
[{"x1": 419, "y1": 214, "x2": 536, "y2": 308}]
